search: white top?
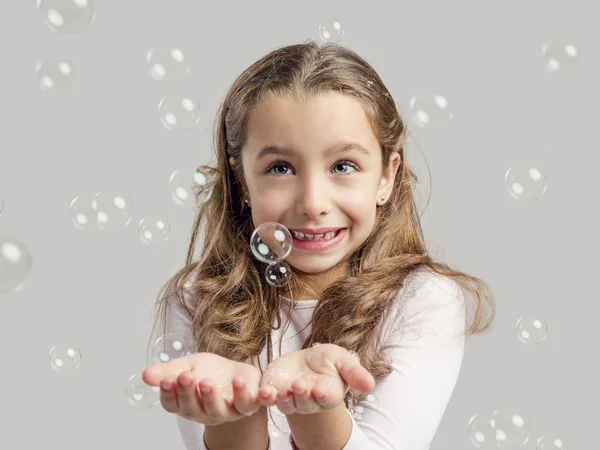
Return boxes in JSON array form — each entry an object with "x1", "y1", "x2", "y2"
[{"x1": 165, "y1": 266, "x2": 466, "y2": 450}]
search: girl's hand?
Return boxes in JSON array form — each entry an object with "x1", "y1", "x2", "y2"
[
  {"x1": 257, "y1": 344, "x2": 376, "y2": 415},
  {"x1": 142, "y1": 352, "x2": 263, "y2": 426}
]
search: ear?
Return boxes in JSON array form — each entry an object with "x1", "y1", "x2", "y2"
[{"x1": 377, "y1": 151, "x2": 402, "y2": 203}]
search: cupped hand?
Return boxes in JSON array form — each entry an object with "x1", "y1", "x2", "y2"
[
  {"x1": 256, "y1": 344, "x2": 376, "y2": 415},
  {"x1": 142, "y1": 352, "x2": 263, "y2": 425}
]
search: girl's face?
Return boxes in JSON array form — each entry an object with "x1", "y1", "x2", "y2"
[{"x1": 238, "y1": 92, "x2": 400, "y2": 276}]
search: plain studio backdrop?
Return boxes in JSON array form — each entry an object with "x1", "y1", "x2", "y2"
[{"x1": 0, "y1": 0, "x2": 597, "y2": 449}]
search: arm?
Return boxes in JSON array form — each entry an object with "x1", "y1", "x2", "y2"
[
  {"x1": 204, "y1": 406, "x2": 270, "y2": 450},
  {"x1": 286, "y1": 271, "x2": 467, "y2": 450},
  {"x1": 166, "y1": 288, "x2": 270, "y2": 450}
]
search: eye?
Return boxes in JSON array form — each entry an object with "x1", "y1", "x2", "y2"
[{"x1": 264, "y1": 160, "x2": 359, "y2": 177}]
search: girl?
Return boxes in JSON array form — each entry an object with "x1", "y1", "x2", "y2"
[{"x1": 143, "y1": 40, "x2": 495, "y2": 450}]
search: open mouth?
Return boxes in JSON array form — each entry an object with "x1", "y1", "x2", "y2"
[{"x1": 290, "y1": 229, "x2": 344, "y2": 241}]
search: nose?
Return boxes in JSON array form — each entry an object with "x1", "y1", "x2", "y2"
[{"x1": 294, "y1": 174, "x2": 331, "y2": 220}]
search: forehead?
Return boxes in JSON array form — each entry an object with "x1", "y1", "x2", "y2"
[{"x1": 244, "y1": 93, "x2": 380, "y2": 157}]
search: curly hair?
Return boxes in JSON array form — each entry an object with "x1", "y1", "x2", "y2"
[{"x1": 148, "y1": 40, "x2": 495, "y2": 414}]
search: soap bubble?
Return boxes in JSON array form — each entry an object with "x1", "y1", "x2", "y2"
[
  {"x1": 146, "y1": 47, "x2": 191, "y2": 82},
  {"x1": 49, "y1": 345, "x2": 82, "y2": 373},
  {"x1": 515, "y1": 315, "x2": 548, "y2": 344},
  {"x1": 505, "y1": 164, "x2": 548, "y2": 201},
  {"x1": 409, "y1": 94, "x2": 454, "y2": 128},
  {"x1": 0, "y1": 234, "x2": 33, "y2": 294},
  {"x1": 319, "y1": 17, "x2": 344, "y2": 43},
  {"x1": 250, "y1": 222, "x2": 293, "y2": 264},
  {"x1": 35, "y1": 59, "x2": 75, "y2": 92},
  {"x1": 158, "y1": 96, "x2": 200, "y2": 132},
  {"x1": 69, "y1": 193, "x2": 133, "y2": 230},
  {"x1": 37, "y1": 0, "x2": 96, "y2": 34},
  {"x1": 466, "y1": 410, "x2": 531, "y2": 448},
  {"x1": 537, "y1": 435, "x2": 569, "y2": 450},
  {"x1": 125, "y1": 373, "x2": 160, "y2": 409},
  {"x1": 265, "y1": 261, "x2": 291, "y2": 287},
  {"x1": 152, "y1": 333, "x2": 191, "y2": 363},
  {"x1": 138, "y1": 218, "x2": 171, "y2": 245},
  {"x1": 542, "y1": 41, "x2": 582, "y2": 73},
  {"x1": 170, "y1": 166, "x2": 216, "y2": 206}
]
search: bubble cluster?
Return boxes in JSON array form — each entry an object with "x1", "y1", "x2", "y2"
[
  {"x1": 69, "y1": 192, "x2": 133, "y2": 231},
  {"x1": 467, "y1": 410, "x2": 531, "y2": 448},
  {"x1": 249, "y1": 222, "x2": 293, "y2": 287}
]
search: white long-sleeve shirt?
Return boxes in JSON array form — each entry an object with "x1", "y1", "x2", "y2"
[{"x1": 165, "y1": 266, "x2": 466, "y2": 450}]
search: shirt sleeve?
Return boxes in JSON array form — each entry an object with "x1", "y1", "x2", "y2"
[
  {"x1": 163, "y1": 288, "x2": 212, "y2": 450},
  {"x1": 342, "y1": 270, "x2": 467, "y2": 450}
]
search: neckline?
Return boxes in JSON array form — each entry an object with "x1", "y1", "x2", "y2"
[{"x1": 279, "y1": 295, "x2": 318, "y2": 307}]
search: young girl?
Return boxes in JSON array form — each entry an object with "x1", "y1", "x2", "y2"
[{"x1": 143, "y1": 40, "x2": 495, "y2": 450}]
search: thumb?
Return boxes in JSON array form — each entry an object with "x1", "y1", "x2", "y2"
[{"x1": 334, "y1": 352, "x2": 376, "y2": 394}]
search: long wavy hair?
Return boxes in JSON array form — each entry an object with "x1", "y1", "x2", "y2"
[{"x1": 148, "y1": 40, "x2": 495, "y2": 412}]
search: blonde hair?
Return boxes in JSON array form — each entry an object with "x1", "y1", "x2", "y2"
[{"x1": 148, "y1": 40, "x2": 495, "y2": 412}]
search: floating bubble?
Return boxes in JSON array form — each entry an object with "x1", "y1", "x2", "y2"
[
  {"x1": 37, "y1": 0, "x2": 96, "y2": 34},
  {"x1": 0, "y1": 234, "x2": 33, "y2": 294},
  {"x1": 467, "y1": 413, "x2": 497, "y2": 449},
  {"x1": 490, "y1": 410, "x2": 532, "y2": 448},
  {"x1": 125, "y1": 373, "x2": 160, "y2": 409},
  {"x1": 250, "y1": 222, "x2": 293, "y2": 264},
  {"x1": 515, "y1": 315, "x2": 548, "y2": 344},
  {"x1": 265, "y1": 261, "x2": 291, "y2": 287},
  {"x1": 169, "y1": 166, "x2": 216, "y2": 206},
  {"x1": 158, "y1": 96, "x2": 200, "y2": 132},
  {"x1": 467, "y1": 411, "x2": 531, "y2": 449},
  {"x1": 505, "y1": 163, "x2": 548, "y2": 201},
  {"x1": 139, "y1": 218, "x2": 171, "y2": 245},
  {"x1": 537, "y1": 435, "x2": 569, "y2": 450},
  {"x1": 319, "y1": 17, "x2": 344, "y2": 43},
  {"x1": 146, "y1": 47, "x2": 191, "y2": 82},
  {"x1": 35, "y1": 59, "x2": 75, "y2": 92},
  {"x1": 0, "y1": 198, "x2": 4, "y2": 217},
  {"x1": 49, "y1": 345, "x2": 82, "y2": 373},
  {"x1": 409, "y1": 94, "x2": 454, "y2": 128},
  {"x1": 152, "y1": 333, "x2": 191, "y2": 363},
  {"x1": 69, "y1": 193, "x2": 133, "y2": 230},
  {"x1": 542, "y1": 41, "x2": 582, "y2": 73}
]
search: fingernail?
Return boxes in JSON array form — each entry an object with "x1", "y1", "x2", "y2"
[
  {"x1": 161, "y1": 381, "x2": 172, "y2": 391},
  {"x1": 201, "y1": 386, "x2": 211, "y2": 394}
]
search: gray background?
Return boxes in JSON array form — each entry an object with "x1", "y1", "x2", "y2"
[{"x1": 0, "y1": 0, "x2": 596, "y2": 448}]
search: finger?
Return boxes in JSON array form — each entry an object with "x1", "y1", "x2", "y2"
[
  {"x1": 291, "y1": 380, "x2": 321, "y2": 415},
  {"x1": 231, "y1": 376, "x2": 260, "y2": 416},
  {"x1": 311, "y1": 378, "x2": 342, "y2": 410},
  {"x1": 276, "y1": 388, "x2": 297, "y2": 415},
  {"x1": 258, "y1": 385, "x2": 278, "y2": 407},
  {"x1": 335, "y1": 354, "x2": 376, "y2": 393},
  {"x1": 177, "y1": 371, "x2": 205, "y2": 419},
  {"x1": 199, "y1": 377, "x2": 233, "y2": 419},
  {"x1": 159, "y1": 378, "x2": 180, "y2": 414},
  {"x1": 143, "y1": 358, "x2": 193, "y2": 386}
]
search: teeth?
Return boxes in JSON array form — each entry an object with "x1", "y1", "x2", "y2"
[{"x1": 292, "y1": 230, "x2": 338, "y2": 241}]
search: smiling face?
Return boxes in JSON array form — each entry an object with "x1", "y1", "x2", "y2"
[{"x1": 235, "y1": 92, "x2": 400, "y2": 294}]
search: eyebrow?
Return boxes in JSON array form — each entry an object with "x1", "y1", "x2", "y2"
[{"x1": 254, "y1": 140, "x2": 372, "y2": 162}]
